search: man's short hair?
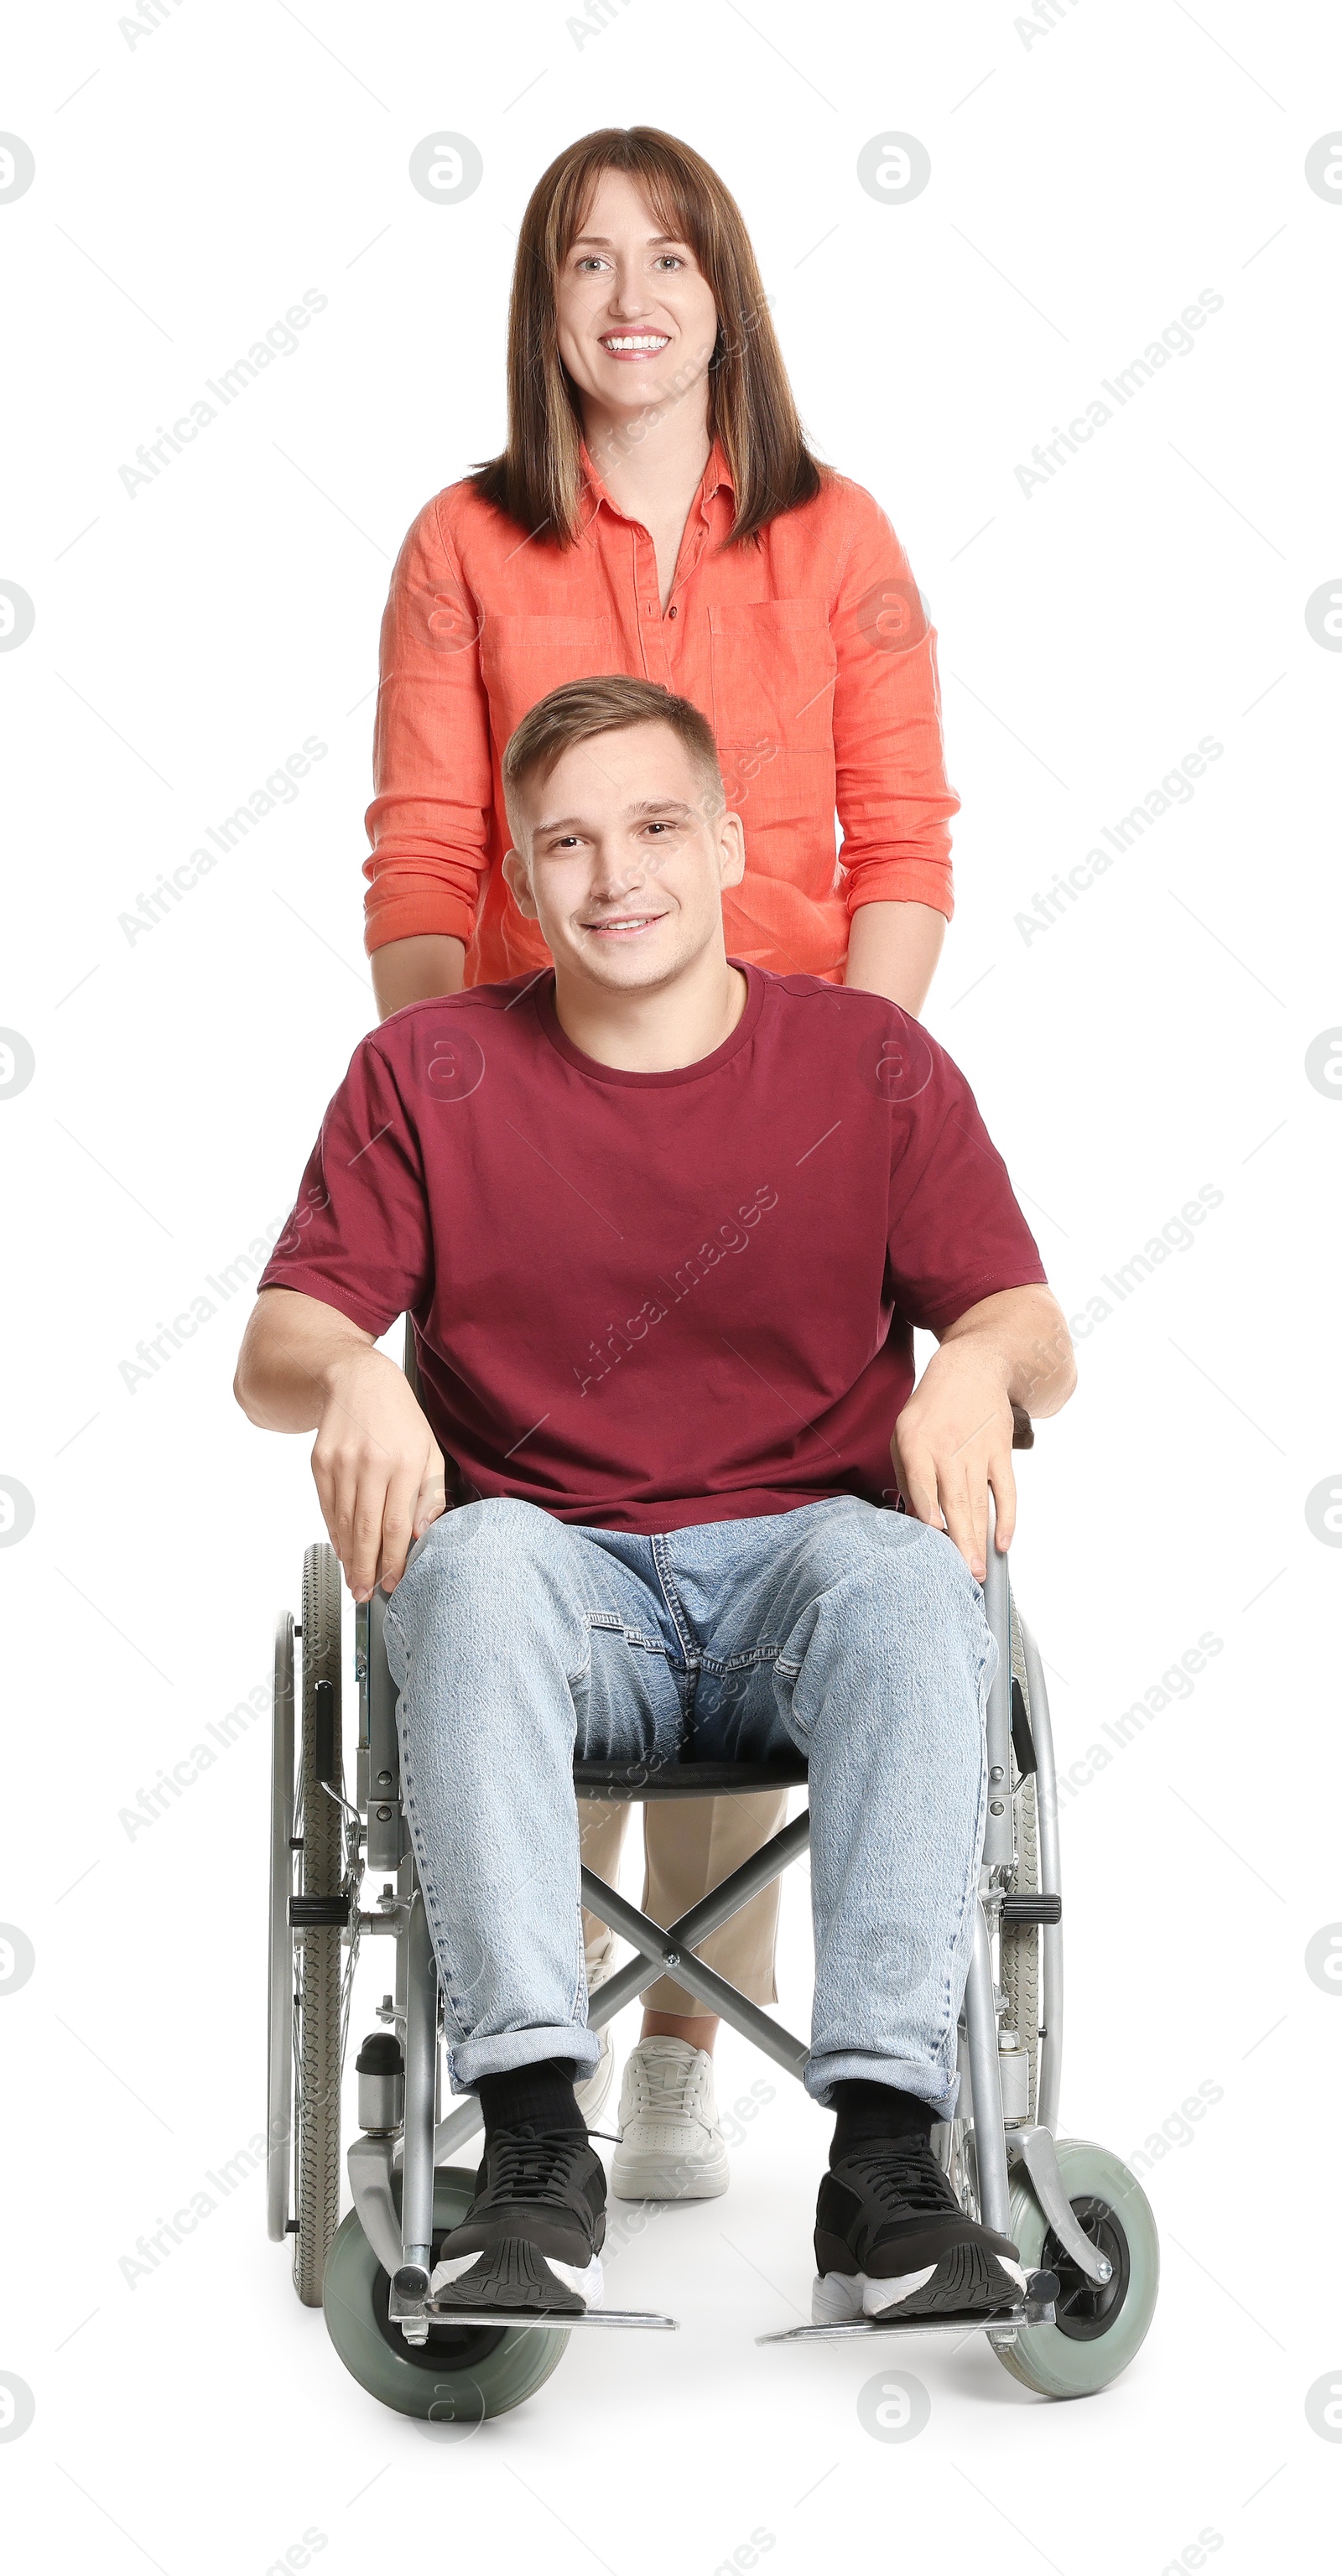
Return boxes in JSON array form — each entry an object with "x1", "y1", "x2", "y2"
[{"x1": 502, "y1": 676, "x2": 724, "y2": 823}]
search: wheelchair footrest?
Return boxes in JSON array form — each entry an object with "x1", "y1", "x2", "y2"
[
  {"x1": 757, "y1": 2271, "x2": 1058, "y2": 2345},
  {"x1": 422, "y1": 2303, "x2": 678, "y2": 2333}
]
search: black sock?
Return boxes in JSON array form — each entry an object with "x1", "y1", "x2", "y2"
[
  {"x1": 476, "y1": 2058, "x2": 585, "y2": 2141},
  {"x1": 830, "y1": 2078, "x2": 936, "y2": 2164}
]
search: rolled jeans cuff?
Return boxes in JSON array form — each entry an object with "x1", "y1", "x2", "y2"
[
  {"x1": 448, "y1": 2024, "x2": 602, "y2": 2096},
  {"x1": 805, "y1": 2049, "x2": 960, "y2": 2118}
]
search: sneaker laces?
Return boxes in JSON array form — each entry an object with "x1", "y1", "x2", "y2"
[
  {"x1": 630, "y1": 2042, "x2": 712, "y2": 2129},
  {"x1": 485, "y1": 2126, "x2": 594, "y2": 2205},
  {"x1": 836, "y1": 2138, "x2": 955, "y2": 2220}
]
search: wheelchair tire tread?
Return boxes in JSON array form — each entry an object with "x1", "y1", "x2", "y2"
[{"x1": 294, "y1": 1543, "x2": 345, "y2": 2307}]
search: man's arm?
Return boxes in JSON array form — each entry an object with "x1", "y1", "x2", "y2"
[
  {"x1": 892, "y1": 1284, "x2": 1075, "y2": 1582},
  {"x1": 235, "y1": 1286, "x2": 446, "y2": 1601},
  {"x1": 845, "y1": 900, "x2": 946, "y2": 1016},
  {"x1": 370, "y1": 932, "x2": 466, "y2": 1021}
]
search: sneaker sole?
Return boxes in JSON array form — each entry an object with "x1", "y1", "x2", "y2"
[
  {"x1": 611, "y1": 2143, "x2": 730, "y2": 2202},
  {"x1": 430, "y1": 2239, "x2": 604, "y2": 2317},
  {"x1": 813, "y1": 2246, "x2": 1029, "y2": 2324}
]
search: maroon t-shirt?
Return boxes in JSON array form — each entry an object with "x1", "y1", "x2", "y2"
[{"x1": 259, "y1": 966, "x2": 1046, "y2": 1533}]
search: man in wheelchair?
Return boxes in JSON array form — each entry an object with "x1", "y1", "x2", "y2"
[{"x1": 236, "y1": 673, "x2": 1075, "y2": 2329}]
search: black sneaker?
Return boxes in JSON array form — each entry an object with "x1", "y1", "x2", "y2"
[
  {"x1": 429, "y1": 2126, "x2": 607, "y2": 2318},
  {"x1": 814, "y1": 2135, "x2": 1028, "y2": 2324}
]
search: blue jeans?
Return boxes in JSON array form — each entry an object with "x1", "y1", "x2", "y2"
[{"x1": 383, "y1": 1494, "x2": 995, "y2": 2113}]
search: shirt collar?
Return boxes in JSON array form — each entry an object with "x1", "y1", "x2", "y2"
[{"x1": 578, "y1": 435, "x2": 734, "y2": 523}]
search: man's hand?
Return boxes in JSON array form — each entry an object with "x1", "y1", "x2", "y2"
[
  {"x1": 235, "y1": 1287, "x2": 447, "y2": 1600},
  {"x1": 311, "y1": 1347, "x2": 447, "y2": 1601},
  {"x1": 892, "y1": 1285, "x2": 1074, "y2": 1581}
]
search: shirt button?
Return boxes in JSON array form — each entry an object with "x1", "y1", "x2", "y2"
[{"x1": 668, "y1": 604, "x2": 678, "y2": 619}]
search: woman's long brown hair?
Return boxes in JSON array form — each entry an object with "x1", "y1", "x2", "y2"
[{"x1": 472, "y1": 126, "x2": 824, "y2": 548}]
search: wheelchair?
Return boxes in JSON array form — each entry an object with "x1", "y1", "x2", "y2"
[{"x1": 265, "y1": 1400, "x2": 1159, "y2": 2421}]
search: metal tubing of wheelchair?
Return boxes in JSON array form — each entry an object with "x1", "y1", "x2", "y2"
[
  {"x1": 394, "y1": 1848, "x2": 413, "y2": 2027},
  {"x1": 982, "y1": 1532, "x2": 1015, "y2": 1873},
  {"x1": 964, "y1": 1902, "x2": 1012, "y2": 2239},
  {"x1": 579, "y1": 1813, "x2": 813, "y2": 2031},
  {"x1": 429, "y1": 2092, "x2": 484, "y2": 2162},
  {"x1": 1019, "y1": 1617, "x2": 1064, "y2": 2137},
  {"x1": 579, "y1": 1872, "x2": 810, "y2": 2078},
  {"x1": 365, "y1": 1591, "x2": 403, "y2": 1877},
  {"x1": 400, "y1": 1887, "x2": 438, "y2": 2271}
]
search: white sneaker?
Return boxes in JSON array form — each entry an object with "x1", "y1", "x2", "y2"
[
  {"x1": 575, "y1": 1960, "x2": 616, "y2": 2125},
  {"x1": 611, "y1": 2037, "x2": 730, "y2": 2200}
]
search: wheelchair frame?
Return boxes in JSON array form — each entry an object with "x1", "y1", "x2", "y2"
[{"x1": 268, "y1": 1507, "x2": 1137, "y2": 2370}]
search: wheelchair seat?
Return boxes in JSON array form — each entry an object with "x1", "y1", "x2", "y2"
[{"x1": 572, "y1": 1755, "x2": 809, "y2": 1802}]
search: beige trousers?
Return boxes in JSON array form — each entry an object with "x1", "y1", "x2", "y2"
[{"x1": 579, "y1": 1788, "x2": 789, "y2": 2015}]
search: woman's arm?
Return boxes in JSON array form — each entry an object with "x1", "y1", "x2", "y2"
[
  {"x1": 372, "y1": 932, "x2": 466, "y2": 1021},
  {"x1": 830, "y1": 486, "x2": 959, "y2": 996},
  {"x1": 363, "y1": 494, "x2": 493, "y2": 975},
  {"x1": 844, "y1": 899, "x2": 946, "y2": 1015}
]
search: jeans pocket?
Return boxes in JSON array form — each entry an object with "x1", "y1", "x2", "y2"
[{"x1": 771, "y1": 1654, "x2": 810, "y2": 1743}]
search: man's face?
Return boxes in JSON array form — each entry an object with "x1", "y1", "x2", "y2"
[{"x1": 502, "y1": 723, "x2": 745, "y2": 996}]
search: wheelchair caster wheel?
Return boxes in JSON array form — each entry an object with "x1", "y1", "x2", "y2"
[
  {"x1": 322, "y1": 2166, "x2": 570, "y2": 2420},
  {"x1": 991, "y1": 2138, "x2": 1158, "y2": 2397}
]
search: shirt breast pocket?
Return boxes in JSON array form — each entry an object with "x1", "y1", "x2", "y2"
[
  {"x1": 479, "y1": 614, "x2": 615, "y2": 751},
  {"x1": 708, "y1": 600, "x2": 838, "y2": 758}
]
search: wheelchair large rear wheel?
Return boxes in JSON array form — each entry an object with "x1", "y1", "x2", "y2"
[
  {"x1": 991, "y1": 2139, "x2": 1158, "y2": 2397},
  {"x1": 292, "y1": 1543, "x2": 346, "y2": 2306},
  {"x1": 323, "y1": 2168, "x2": 570, "y2": 2421}
]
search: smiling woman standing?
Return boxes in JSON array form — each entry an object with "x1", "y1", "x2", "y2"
[{"x1": 363, "y1": 126, "x2": 960, "y2": 2199}]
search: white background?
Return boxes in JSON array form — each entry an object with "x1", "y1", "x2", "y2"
[{"x1": 3, "y1": 3, "x2": 1339, "y2": 2568}]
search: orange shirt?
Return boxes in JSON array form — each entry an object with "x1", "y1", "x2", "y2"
[{"x1": 364, "y1": 443, "x2": 958, "y2": 984}]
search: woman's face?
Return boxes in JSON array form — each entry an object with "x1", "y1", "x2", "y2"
[{"x1": 554, "y1": 169, "x2": 719, "y2": 426}]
